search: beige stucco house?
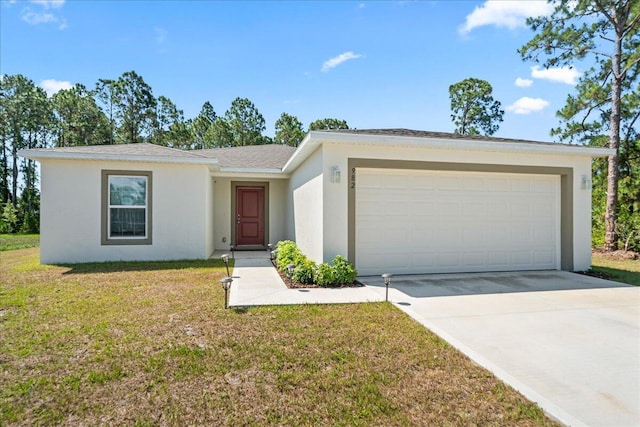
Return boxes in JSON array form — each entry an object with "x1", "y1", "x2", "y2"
[{"x1": 20, "y1": 129, "x2": 613, "y2": 275}]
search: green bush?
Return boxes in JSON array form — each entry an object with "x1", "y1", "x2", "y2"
[
  {"x1": 274, "y1": 241, "x2": 358, "y2": 287},
  {"x1": 292, "y1": 258, "x2": 315, "y2": 284},
  {"x1": 0, "y1": 202, "x2": 19, "y2": 233},
  {"x1": 332, "y1": 255, "x2": 357, "y2": 284},
  {"x1": 314, "y1": 263, "x2": 336, "y2": 287},
  {"x1": 276, "y1": 240, "x2": 303, "y2": 270}
]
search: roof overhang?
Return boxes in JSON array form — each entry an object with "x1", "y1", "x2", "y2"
[
  {"x1": 18, "y1": 149, "x2": 220, "y2": 168},
  {"x1": 282, "y1": 131, "x2": 615, "y2": 174},
  {"x1": 213, "y1": 167, "x2": 289, "y2": 179}
]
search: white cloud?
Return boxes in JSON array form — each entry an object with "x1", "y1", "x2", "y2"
[
  {"x1": 30, "y1": 0, "x2": 65, "y2": 9},
  {"x1": 531, "y1": 65, "x2": 581, "y2": 85},
  {"x1": 40, "y1": 79, "x2": 72, "y2": 97},
  {"x1": 515, "y1": 77, "x2": 533, "y2": 87},
  {"x1": 507, "y1": 97, "x2": 549, "y2": 115},
  {"x1": 321, "y1": 51, "x2": 363, "y2": 72},
  {"x1": 21, "y1": 8, "x2": 55, "y2": 24},
  {"x1": 459, "y1": 0, "x2": 553, "y2": 34},
  {"x1": 20, "y1": 0, "x2": 66, "y2": 29}
]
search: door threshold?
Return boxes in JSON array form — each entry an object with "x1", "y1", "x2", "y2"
[{"x1": 233, "y1": 245, "x2": 267, "y2": 251}]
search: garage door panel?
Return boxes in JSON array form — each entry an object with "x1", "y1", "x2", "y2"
[{"x1": 356, "y1": 169, "x2": 560, "y2": 275}]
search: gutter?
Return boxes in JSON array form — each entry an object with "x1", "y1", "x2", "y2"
[{"x1": 18, "y1": 149, "x2": 220, "y2": 167}]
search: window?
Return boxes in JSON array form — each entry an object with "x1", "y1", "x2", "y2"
[{"x1": 102, "y1": 170, "x2": 152, "y2": 245}]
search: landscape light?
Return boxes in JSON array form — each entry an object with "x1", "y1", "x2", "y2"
[
  {"x1": 221, "y1": 253, "x2": 230, "y2": 276},
  {"x1": 382, "y1": 273, "x2": 393, "y2": 302},
  {"x1": 286, "y1": 263, "x2": 295, "y2": 277},
  {"x1": 220, "y1": 277, "x2": 233, "y2": 309}
]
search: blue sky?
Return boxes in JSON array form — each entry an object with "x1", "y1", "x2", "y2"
[{"x1": 1, "y1": 0, "x2": 585, "y2": 142}]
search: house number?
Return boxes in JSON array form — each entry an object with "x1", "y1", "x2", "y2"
[{"x1": 350, "y1": 167, "x2": 356, "y2": 189}]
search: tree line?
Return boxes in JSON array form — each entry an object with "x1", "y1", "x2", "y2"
[
  {"x1": 1, "y1": 0, "x2": 638, "y2": 251},
  {"x1": 449, "y1": 1, "x2": 639, "y2": 253},
  {"x1": 0, "y1": 71, "x2": 348, "y2": 233}
]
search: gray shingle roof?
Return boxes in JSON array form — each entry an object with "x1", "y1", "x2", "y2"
[
  {"x1": 29, "y1": 143, "x2": 208, "y2": 158},
  {"x1": 325, "y1": 128, "x2": 561, "y2": 146},
  {"x1": 193, "y1": 144, "x2": 297, "y2": 169}
]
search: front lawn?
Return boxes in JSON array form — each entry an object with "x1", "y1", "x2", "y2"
[
  {"x1": 591, "y1": 253, "x2": 640, "y2": 286},
  {"x1": 1, "y1": 248, "x2": 559, "y2": 426},
  {"x1": 0, "y1": 234, "x2": 39, "y2": 251}
]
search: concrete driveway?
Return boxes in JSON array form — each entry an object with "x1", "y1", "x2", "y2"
[{"x1": 360, "y1": 270, "x2": 640, "y2": 427}]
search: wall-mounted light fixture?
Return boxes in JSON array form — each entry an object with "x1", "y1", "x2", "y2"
[
  {"x1": 331, "y1": 166, "x2": 341, "y2": 183},
  {"x1": 581, "y1": 175, "x2": 592, "y2": 190}
]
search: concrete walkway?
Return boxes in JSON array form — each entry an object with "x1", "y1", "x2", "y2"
[{"x1": 220, "y1": 251, "x2": 383, "y2": 306}]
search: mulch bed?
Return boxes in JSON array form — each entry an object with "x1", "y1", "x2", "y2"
[
  {"x1": 592, "y1": 249, "x2": 639, "y2": 260},
  {"x1": 575, "y1": 270, "x2": 614, "y2": 280},
  {"x1": 272, "y1": 261, "x2": 363, "y2": 289},
  {"x1": 575, "y1": 249, "x2": 639, "y2": 280}
]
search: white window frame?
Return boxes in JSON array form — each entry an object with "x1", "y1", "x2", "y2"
[
  {"x1": 101, "y1": 170, "x2": 152, "y2": 246},
  {"x1": 108, "y1": 175, "x2": 148, "y2": 239}
]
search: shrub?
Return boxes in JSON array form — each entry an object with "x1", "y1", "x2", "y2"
[
  {"x1": 0, "y1": 202, "x2": 19, "y2": 233},
  {"x1": 314, "y1": 263, "x2": 335, "y2": 287},
  {"x1": 332, "y1": 255, "x2": 357, "y2": 284},
  {"x1": 274, "y1": 241, "x2": 357, "y2": 287},
  {"x1": 276, "y1": 240, "x2": 302, "y2": 270},
  {"x1": 292, "y1": 258, "x2": 315, "y2": 284}
]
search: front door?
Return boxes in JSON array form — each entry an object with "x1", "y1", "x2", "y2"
[{"x1": 235, "y1": 186, "x2": 265, "y2": 246}]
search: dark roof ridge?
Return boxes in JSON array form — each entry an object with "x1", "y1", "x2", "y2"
[{"x1": 319, "y1": 128, "x2": 563, "y2": 146}]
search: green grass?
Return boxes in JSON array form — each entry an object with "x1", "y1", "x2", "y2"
[
  {"x1": 0, "y1": 234, "x2": 39, "y2": 251},
  {"x1": 1, "y1": 248, "x2": 559, "y2": 426},
  {"x1": 591, "y1": 254, "x2": 640, "y2": 286}
]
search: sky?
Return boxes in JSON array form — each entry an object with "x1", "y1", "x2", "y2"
[{"x1": 0, "y1": 0, "x2": 587, "y2": 142}]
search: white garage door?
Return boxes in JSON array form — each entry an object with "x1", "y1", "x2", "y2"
[{"x1": 356, "y1": 168, "x2": 560, "y2": 275}]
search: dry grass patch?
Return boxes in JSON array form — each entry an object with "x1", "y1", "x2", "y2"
[{"x1": 1, "y1": 248, "x2": 559, "y2": 426}]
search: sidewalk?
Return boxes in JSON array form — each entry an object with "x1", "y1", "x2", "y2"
[{"x1": 215, "y1": 251, "x2": 383, "y2": 307}]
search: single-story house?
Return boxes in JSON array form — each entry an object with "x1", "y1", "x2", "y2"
[{"x1": 20, "y1": 129, "x2": 613, "y2": 275}]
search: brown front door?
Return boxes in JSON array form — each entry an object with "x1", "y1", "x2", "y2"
[{"x1": 235, "y1": 186, "x2": 265, "y2": 246}]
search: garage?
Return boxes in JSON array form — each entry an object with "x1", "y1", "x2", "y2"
[{"x1": 355, "y1": 168, "x2": 560, "y2": 275}]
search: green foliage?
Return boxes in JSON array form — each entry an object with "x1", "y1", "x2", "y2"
[
  {"x1": 112, "y1": 70, "x2": 157, "y2": 144},
  {"x1": 313, "y1": 263, "x2": 335, "y2": 287},
  {"x1": 275, "y1": 240, "x2": 304, "y2": 268},
  {"x1": 51, "y1": 84, "x2": 110, "y2": 147},
  {"x1": 275, "y1": 241, "x2": 357, "y2": 287},
  {"x1": 224, "y1": 97, "x2": 266, "y2": 146},
  {"x1": 190, "y1": 101, "x2": 218, "y2": 149},
  {"x1": 274, "y1": 112, "x2": 305, "y2": 146},
  {"x1": 308, "y1": 118, "x2": 349, "y2": 131},
  {"x1": 331, "y1": 255, "x2": 357, "y2": 284},
  {"x1": 291, "y1": 258, "x2": 315, "y2": 284},
  {"x1": 152, "y1": 95, "x2": 189, "y2": 148},
  {"x1": 519, "y1": 0, "x2": 640, "y2": 251},
  {"x1": 18, "y1": 188, "x2": 40, "y2": 234},
  {"x1": 1, "y1": 202, "x2": 19, "y2": 233},
  {"x1": 0, "y1": 233, "x2": 39, "y2": 251},
  {"x1": 449, "y1": 78, "x2": 503, "y2": 136}
]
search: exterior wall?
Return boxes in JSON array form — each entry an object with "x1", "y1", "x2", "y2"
[
  {"x1": 40, "y1": 159, "x2": 211, "y2": 264},
  {"x1": 205, "y1": 176, "x2": 215, "y2": 258},
  {"x1": 572, "y1": 156, "x2": 593, "y2": 271},
  {"x1": 286, "y1": 146, "x2": 324, "y2": 263},
  {"x1": 320, "y1": 142, "x2": 594, "y2": 270},
  {"x1": 211, "y1": 176, "x2": 288, "y2": 251}
]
